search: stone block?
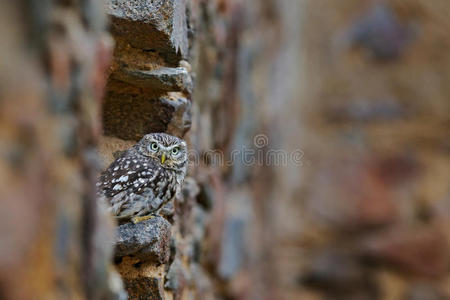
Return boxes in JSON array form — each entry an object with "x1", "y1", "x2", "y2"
[
  {"x1": 112, "y1": 67, "x2": 193, "y2": 94},
  {"x1": 345, "y1": 3, "x2": 414, "y2": 61},
  {"x1": 165, "y1": 257, "x2": 189, "y2": 297},
  {"x1": 115, "y1": 216, "x2": 171, "y2": 264},
  {"x1": 103, "y1": 86, "x2": 191, "y2": 140},
  {"x1": 106, "y1": 0, "x2": 188, "y2": 65}
]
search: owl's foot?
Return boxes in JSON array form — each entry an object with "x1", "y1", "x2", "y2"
[{"x1": 131, "y1": 215, "x2": 155, "y2": 224}]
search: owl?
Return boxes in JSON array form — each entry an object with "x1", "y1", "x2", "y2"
[{"x1": 97, "y1": 133, "x2": 188, "y2": 224}]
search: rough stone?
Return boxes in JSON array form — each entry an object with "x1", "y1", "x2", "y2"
[
  {"x1": 345, "y1": 3, "x2": 414, "y2": 61},
  {"x1": 176, "y1": 177, "x2": 201, "y2": 236},
  {"x1": 115, "y1": 216, "x2": 171, "y2": 264},
  {"x1": 190, "y1": 263, "x2": 215, "y2": 300},
  {"x1": 106, "y1": 0, "x2": 188, "y2": 65},
  {"x1": 164, "y1": 257, "x2": 189, "y2": 296},
  {"x1": 103, "y1": 88, "x2": 191, "y2": 140},
  {"x1": 176, "y1": 177, "x2": 200, "y2": 216},
  {"x1": 124, "y1": 277, "x2": 165, "y2": 300},
  {"x1": 112, "y1": 67, "x2": 193, "y2": 93},
  {"x1": 0, "y1": 1, "x2": 122, "y2": 299},
  {"x1": 165, "y1": 95, "x2": 192, "y2": 138}
]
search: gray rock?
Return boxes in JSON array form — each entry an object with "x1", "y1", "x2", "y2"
[
  {"x1": 190, "y1": 263, "x2": 214, "y2": 299},
  {"x1": 112, "y1": 67, "x2": 193, "y2": 93},
  {"x1": 165, "y1": 257, "x2": 189, "y2": 295},
  {"x1": 106, "y1": 0, "x2": 188, "y2": 64},
  {"x1": 218, "y1": 217, "x2": 246, "y2": 280},
  {"x1": 115, "y1": 216, "x2": 171, "y2": 264},
  {"x1": 165, "y1": 96, "x2": 192, "y2": 138},
  {"x1": 347, "y1": 3, "x2": 414, "y2": 61}
]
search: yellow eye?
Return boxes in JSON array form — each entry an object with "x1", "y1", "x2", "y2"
[
  {"x1": 151, "y1": 142, "x2": 159, "y2": 151},
  {"x1": 171, "y1": 147, "x2": 179, "y2": 155}
]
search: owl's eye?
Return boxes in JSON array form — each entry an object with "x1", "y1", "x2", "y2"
[
  {"x1": 171, "y1": 147, "x2": 180, "y2": 155},
  {"x1": 150, "y1": 142, "x2": 159, "y2": 151}
]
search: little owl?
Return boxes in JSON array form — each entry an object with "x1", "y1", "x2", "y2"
[{"x1": 97, "y1": 133, "x2": 188, "y2": 224}]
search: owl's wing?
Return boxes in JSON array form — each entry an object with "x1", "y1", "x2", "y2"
[{"x1": 97, "y1": 151, "x2": 160, "y2": 198}]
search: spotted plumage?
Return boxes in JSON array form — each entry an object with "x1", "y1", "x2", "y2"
[{"x1": 97, "y1": 133, "x2": 188, "y2": 223}]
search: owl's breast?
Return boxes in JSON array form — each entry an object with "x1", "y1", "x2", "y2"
[{"x1": 154, "y1": 169, "x2": 179, "y2": 201}]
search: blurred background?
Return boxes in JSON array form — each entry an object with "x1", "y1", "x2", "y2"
[{"x1": 0, "y1": 0, "x2": 449, "y2": 299}]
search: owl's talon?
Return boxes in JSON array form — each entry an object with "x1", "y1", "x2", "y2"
[{"x1": 131, "y1": 215, "x2": 154, "y2": 224}]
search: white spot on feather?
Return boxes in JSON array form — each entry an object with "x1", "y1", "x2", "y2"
[{"x1": 118, "y1": 175, "x2": 128, "y2": 182}]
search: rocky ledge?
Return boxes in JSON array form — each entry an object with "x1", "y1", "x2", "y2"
[{"x1": 115, "y1": 216, "x2": 171, "y2": 264}]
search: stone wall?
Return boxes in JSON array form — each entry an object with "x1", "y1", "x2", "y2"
[
  {"x1": 0, "y1": 0, "x2": 118, "y2": 299},
  {"x1": 238, "y1": 1, "x2": 450, "y2": 299},
  {"x1": 100, "y1": 1, "x2": 214, "y2": 299}
]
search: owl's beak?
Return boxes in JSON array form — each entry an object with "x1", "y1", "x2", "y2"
[{"x1": 161, "y1": 153, "x2": 166, "y2": 164}]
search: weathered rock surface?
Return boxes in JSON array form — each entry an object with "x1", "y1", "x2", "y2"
[
  {"x1": 164, "y1": 257, "x2": 189, "y2": 296},
  {"x1": 115, "y1": 217, "x2": 171, "y2": 264},
  {"x1": 101, "y1": 1, "x2": 203, "y2": 299},
  {"x1": 0, "y1": 1, "x2": 123, "y2": 299},
  {"x1": 345, "y1": 3, "x2": 414, "y2": 61},
  {"x1": 112, "y1": 66, "x2": 193, "y2": 93},
  {"x1": 103, "y1": 89, "x2": 191, "y2": 140},
  {"x1": 106, "y1": 0, "x2": 188, "y2": 65},
  {"x1": 105, "y1": 0, "x2": 450, "y2": 299},
  {"x1": 124, "y1": 277, "x2": 165, "y2": 300}
]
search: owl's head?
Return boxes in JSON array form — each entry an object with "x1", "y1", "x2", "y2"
[{"x1": 137, "y1": 133, "x2": 188, "y2": 171}]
